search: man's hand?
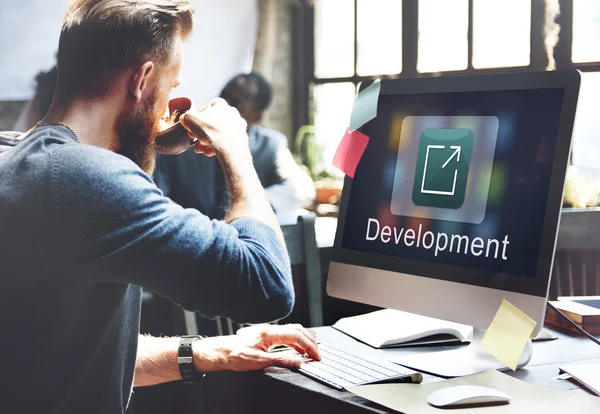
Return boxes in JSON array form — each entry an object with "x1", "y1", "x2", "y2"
[
  {"x1": 179, "y1": 97, "x2": 284, "y2": 239},
  {"x1": 193, "y1": 324, "x2": 321, "y2": 373},
  {"x1": 180, "y1": 97, "x2": 249, "y2": 158}
]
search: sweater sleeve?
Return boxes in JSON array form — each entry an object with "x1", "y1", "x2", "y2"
[{"x1": 50, "y1": 145, "x2": 294, "y2": 323}]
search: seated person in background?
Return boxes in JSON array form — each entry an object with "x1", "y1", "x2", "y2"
[
  {"x1": 0, "y1": 1, "x2": 318, "y2": 413},
  {"x1": 154, "y1": 72, "x2": 316, "y2": 223},
  {"x1": 13, "y1": 64, "x2": 58, "y2": 132}
]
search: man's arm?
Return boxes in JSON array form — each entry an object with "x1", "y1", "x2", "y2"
[
  {"x1": 51, "y1": 99, "x2": 294, "y2": 323},
  {"x1": 134, "y1": 335, "x2": 180, "y2": 387},
  {"x1": 134, "y1": 325, "x2": 319, "y2": 387},
  {"x1": 180, "y1": 99, "x2": 283, "y2": 242}
]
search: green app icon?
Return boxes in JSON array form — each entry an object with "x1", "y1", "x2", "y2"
[{"x1": 412, "y1": 128, "x2": 473, "y2": 209}]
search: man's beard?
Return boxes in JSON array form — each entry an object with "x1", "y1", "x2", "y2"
[{"x1": 116, "y1": 89, "x2": 159, "y2": 175}]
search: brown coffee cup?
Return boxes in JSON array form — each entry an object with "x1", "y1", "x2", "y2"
[{"x1": 155, "y1": 97, "x2": 197, "y2": 155}]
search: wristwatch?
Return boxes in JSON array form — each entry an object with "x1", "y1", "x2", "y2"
[{"x1": 178, "y1": 335, "x2": 206, "y2": 383}]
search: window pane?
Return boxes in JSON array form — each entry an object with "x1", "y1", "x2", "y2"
[
  {"x1": 312, "y1": 83, "x2": 356, "y2": 174},
  {"x1": 571, "y1": 72, "x2": 600, "y2": 169},
  {"x1": 418, "y1": 0, "x2": 468, "y2": 73},
  {"x1": 357, "y1": 0, "x2": 402, "y2": 76},
  {"x1": 572, "y1": 0, "x2": 600, "y2": 63},
  {"x1": 314, "y1": 0, "x2": 355, "y2": 78},
  {"x1": 473, "y1": 0, "x2": 531, "y2": 69}
]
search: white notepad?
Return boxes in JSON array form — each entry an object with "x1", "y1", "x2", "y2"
[
  {"x1": 332, "y1": 308, "x2": 473, "y2": 348},
  {"x1": 560, "y1": 363, "x2": 600, "y2": 396}
]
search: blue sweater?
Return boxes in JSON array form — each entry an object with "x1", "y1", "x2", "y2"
[{"x1": 0, "y1": 125, "x2": 293, "y2": 413}]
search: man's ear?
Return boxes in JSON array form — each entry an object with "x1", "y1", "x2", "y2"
[{"x1": 129, "y1": 62, "x2": 154, "y2": 102}]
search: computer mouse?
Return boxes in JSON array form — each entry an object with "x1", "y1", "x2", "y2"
[{"x1": 428, "y1": 385, "x2": 511, "y2": 408}]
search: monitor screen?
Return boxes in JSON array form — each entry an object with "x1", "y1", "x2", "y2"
[{"x1": 335, "y1": 84, "x2": 570, "y2": 297}]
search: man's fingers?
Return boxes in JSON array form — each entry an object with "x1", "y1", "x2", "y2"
[
  {"x1": 210, "y1": 97, "x2": 228, "y2": 107},
  {"x1": 293, "y1": 332, "x2": 321, "y2": 361},
  {"x1": 180, "y1": 111, "x2": 212, "y2": 138},
  {"x1": 194, "y1": 147, "x2": 216, "y2": 157},
  {"x1": 193, "y1": 143, "x2": 216, "y2": 157},
  {"x1": 252, "y1": 325, "x2": 321, "y2": 361},
  {"x1": 193, "y1": 137, "x2": 211, "y2": 147},
  {"x1": 261, "y1": 350, "x2": 303, "y2": 369},
  {"x1": 232, "y1": 348, "x2": 303, "y2": 372},
  {"x1": 179, "y1": 112, "x2": 200, "y2": 135},
  {"x1": 286, "y1": 323, "x2": 318, "y2": 346},
  {"x1": 267, "y1": 330, "x2": 320, "y2": 361}
]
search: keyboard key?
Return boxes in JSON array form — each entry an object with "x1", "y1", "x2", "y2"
[
  {"x1": 309, "y1": 361, "x2": 362, "y2": 384},
  {"x1": 362, "y1": 369, "x2": 388, "y2": 381},
  {"x1": 297, "y1": 343, "x2": 420, "y2": 390}
]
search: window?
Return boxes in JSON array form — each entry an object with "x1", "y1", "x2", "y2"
[
  {"x1": 311, "y1": 0, "x2": 403, "y2": 176},
  {"x1": 357, "y1": 0, "x2": 403, "y2": 76},
  {"x1": 314, "y1": 0, "x2": 354, "y2": 78},
  {"x1": 472, "y1": 0, "x2": 531, "y2": 69},
  {"x1": 572, "y1": 0, "x2": 600, "y2": 63},
  {"x1": 299, "y1": 0, "x2": 600, "y2": 175},
  {"x1": 418, "y1": 0, "x2": 468, "y2": 73},
  {"x1": 312, "y1": 83, "x2": 356, "y2": 170},
  {"x1": 571, "y1": 72, "x2": 600, "y2": 169},
  {"x1": 570, "y1": 0, "x2": 600, "y2": 169}
]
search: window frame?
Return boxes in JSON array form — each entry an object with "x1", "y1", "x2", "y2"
[{"x1": 292, "y1": 0, "x2": 600, "y2": 140}]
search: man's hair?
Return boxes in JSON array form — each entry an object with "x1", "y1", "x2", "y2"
[
  {"x1": 222, "y1": 72, "x2": 273, "y2": 113},
  {"x1": 57, "y1": 0, "x2": 194, "y2": 99}
]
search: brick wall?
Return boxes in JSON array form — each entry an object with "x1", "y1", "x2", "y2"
[{"x1": 253, "y1": 0, "x2": 293, "y2": 142}]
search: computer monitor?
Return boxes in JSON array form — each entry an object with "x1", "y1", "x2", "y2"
[{"x1": 327, "y1": 70, "x2": 580, "y2": 344}]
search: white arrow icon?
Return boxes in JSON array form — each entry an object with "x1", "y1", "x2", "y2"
[
  {"x1": 442, "y1": 146, "x2": 462, "y2": 168},
  {"x1": 420, "y1": 145, "x2": 462, "y2": 196}
]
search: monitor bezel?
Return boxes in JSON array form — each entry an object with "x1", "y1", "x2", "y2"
[{"x1": 331, "y1": 70, "x2": 581, "y2": 299}]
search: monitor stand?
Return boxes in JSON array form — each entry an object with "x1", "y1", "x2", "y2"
[{"x1": 389, "y1": 328, "x2": 533, "y2": 378}]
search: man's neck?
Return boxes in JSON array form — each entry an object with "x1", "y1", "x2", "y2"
[{"x1": 43, "y1": 99, "x2": 120, "y2": 150}]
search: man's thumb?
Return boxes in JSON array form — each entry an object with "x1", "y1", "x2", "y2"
[{"x1": 180, "y1": 112, "x2": 208, "y2": 138}]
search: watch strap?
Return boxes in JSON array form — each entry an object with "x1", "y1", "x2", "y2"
[{"x1": 178, "y1": 335, "x2": 206, "y2": 383}]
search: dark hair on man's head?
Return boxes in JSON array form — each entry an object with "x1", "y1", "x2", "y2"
[
  {"x1": 221, "y1": 72, "x2": 273, "y2": 113},
  {"x1": 57, "y1": 0, "x2": 194, "y2": 99},
  {"x1": 245, "y1": 72, "x2": 272, "y2": 112}
]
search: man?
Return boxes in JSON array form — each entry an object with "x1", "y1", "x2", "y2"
[
  {"x1": 154, "y1": 72, "x2": 316, "y2": 223},
  {"x1": 0, "y1": 1, "x2": 319, "y2": 413}
]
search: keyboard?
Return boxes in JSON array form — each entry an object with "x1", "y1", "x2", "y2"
[{"x1": 298, "y1": 342, "x2": 423, "y2": 391}]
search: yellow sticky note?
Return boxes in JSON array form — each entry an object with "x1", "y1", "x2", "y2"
[{"x1": 480, "y1": 299, "x2": 537, "y2": 370}]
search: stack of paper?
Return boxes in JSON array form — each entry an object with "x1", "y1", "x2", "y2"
[{"x1": 560, "y1": 363, "x2": 600, "y2": 396}]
